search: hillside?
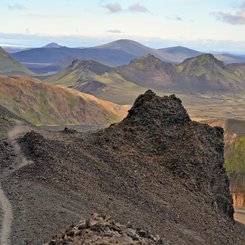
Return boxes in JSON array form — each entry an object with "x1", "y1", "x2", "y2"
[
  {"x1": 95, "y1": 39, "x2": 166, "y2": 60},
  {"x1": 116, "y1": 54, "x2": 182, "y2": 91},
  {"x1": 46, "y1": 54, "x2": 245, "y2": 106},
  {"x1": 0, "y1": 47, "x2": 33, "y2": 75},
  {"x1": 45, "y1": 59, "x2": 147, "y2": 104},
  {"x1": 203, "y1": 118, "x2": 245, "y2": 207},
  {"x1": 96, "y1": 39, "x2": 156, "y2": 57},
  {"x1": 177, "y1": 54, "x2": 245, "y2": 92},
  {"x1": 0, "y1": 75, "x2": 128, "y2": 125},
  {"x1": 227, "y1": 63, "x2": 245, "y2": 80},
  {"x1": 215, "y1": 54, "x2": 245, "y2": 64},
  {"x1": 0, "y1": 91, "x2": 244, "y2": 244}
]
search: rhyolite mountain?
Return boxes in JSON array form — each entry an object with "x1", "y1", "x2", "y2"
[
  {"x1": 116, "y1": 54, "x2": 182, "y2": 91},
  {"x1": 45, "y1": 54, "x2": 245, "y2": 104},
  {"x1": 176, "y1": 54, "x2": 245, "y2": 92},
  {"x1": 45, "y1": 59, "x2": 147, "y2": 104},
  {"x1": 1, "y1": 91, "x2": 244, "y2": 244},
  {"x1": 0, "y1": 75, "x2": 128, "y2": 126},
  {"x1": 203, "y1": 118, "x2": 245, "y2": 207},
  {"x1": 0, "y1": 47, "x2": 33, "y2": 75}
]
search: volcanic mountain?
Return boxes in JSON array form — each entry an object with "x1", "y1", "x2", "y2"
[
  {"x1": 95, "y1": 39, "x2": 163, "y2": 59},
  {"x1": 116, "y1": 54, "x2": 182, "y2": 91},
  {"x1": 176, "y1": 54, "x2": 245, "y2": 92},
  {"x1": 158, "y1": 46, "x2": 202, "y2": 63},
  {"x1": 0, "y1": 75, "x2": 128, "y2": 126},
  {"x1": 45, "y1": 59, "x2": 146, "y2": 104},
  {"x1": 46, "y1": 54, "x2": 245, "y2": 105},
  {"x1": 42, "y1": 42, "x2": 64, "y2": 48},
  {"x1": 0, "y1": 47, "x2": 33, "y2": 75},
  {"x1": 0, "y1": 91, "x2": 244, "y2": 244}
]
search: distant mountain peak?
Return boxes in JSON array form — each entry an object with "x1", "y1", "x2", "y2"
[
  {"x1": 96, "y1": 39, "x2": 152, "y2": 57},
  {"x1": 129, "y1": 54, "x2": 172, "y2": 69},
  {"x1": 43, "y1": 42, "x2": 63, "y2": 48},
  {"x1": 182, "y1": 53, "x2": 225, "y2": 68},
  {"x1": 69, "y1": 59, "x2": 112, "y2": 74},
  {"x1": 130, "y1": 54, "x2": 162, "y2": 65}
]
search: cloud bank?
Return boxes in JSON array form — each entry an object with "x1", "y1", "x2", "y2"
[
  {"x1": 213, "y1": 2, "x2": 245, "y2": 25},
  {"x1": 105, "y1": 2, "x2": 122, "y2": 13},
  {"x1": 105, "y1": 2, "x2": 149, "y2": 14}
]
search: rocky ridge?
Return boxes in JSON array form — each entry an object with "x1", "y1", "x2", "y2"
[
  {"x1": 91, "y1": 90, "x2": 233, "y2": 219},
  {"x1": 1, "y1": 91, "x2": 244, "y2": 244}
]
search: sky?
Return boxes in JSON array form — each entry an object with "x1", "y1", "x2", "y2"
[{"x1": 0, "y1": 0, "x2": 245, "y2": 52}]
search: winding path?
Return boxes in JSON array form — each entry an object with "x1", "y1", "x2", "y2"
[{"x1": 0, "y1": 120, "x2": 32, "y2": 245}]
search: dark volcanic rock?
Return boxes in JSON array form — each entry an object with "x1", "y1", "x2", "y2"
[
  {"x1": 12, "y1": 90, "x2": 243, "y2": 244},
  {"x1": 125, "y1": 90, "x2": 191, "y2": 125},
  {"x1": 93, "y1": 90, "x2": 233, "y2": 220},
  {"x1": 45, "y1": 213, "x2": 164, "y2": 245}
]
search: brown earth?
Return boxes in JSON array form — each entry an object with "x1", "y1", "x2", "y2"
[{"x1": 0, "y1": 75, "x2": 129, "y2": 126}]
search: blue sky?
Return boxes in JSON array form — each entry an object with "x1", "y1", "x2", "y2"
[{"x1": 0, "y1": 0, "x2": 245, "y2": 52}]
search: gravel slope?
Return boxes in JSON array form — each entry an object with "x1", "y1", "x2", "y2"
[{"x1": 0, "y1": 93, "x2": 244, "y2": 245}]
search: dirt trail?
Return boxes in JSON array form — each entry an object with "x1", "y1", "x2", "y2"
[{"x1": 0, "y1": 120, "x2": 32, "y2": 245}]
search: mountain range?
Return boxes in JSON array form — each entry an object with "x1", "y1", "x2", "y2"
[
  {"x1": 45, "y1": 53, "x2": 245, "y2": 104},
  {"x1": 9, "y1": 39, "x2": 245, "y2": 74}
]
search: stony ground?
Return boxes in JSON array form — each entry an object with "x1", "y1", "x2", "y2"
[
  {"x1": 0, "y1": 92, "x2": 244, "y2": 244},
  {"x1": 45, "y1": 213, "x2": 165, "y2": 245}
]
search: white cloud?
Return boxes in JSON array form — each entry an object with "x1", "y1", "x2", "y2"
[
  {"x1": 128, "y1": 3, "x2": 149, "y2": 13},
  {"x1": 104, "y1": 2, "x2": 149, "y2": 14},
  {"x1": 105, "y1": 2, "x2": 122, "y2": 13},
  {"x1": 212, "y1": 1, "x2": 245, "y2": 25}
]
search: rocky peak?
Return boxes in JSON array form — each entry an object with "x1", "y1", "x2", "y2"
[
  {"x1": 130, "y1": 54, "x2": 164, "y2": 67},
  {"x1": 183, "y1": 53, "x2": 225, "y2": 69},
  {"x1": 70, "y1": 59, "x2": 112, "y2": 74},
  {"x1": 99, "y1": 91, "x2": 233, "y2": 220},
  {"x1": 43, "y1": 42, "x2": 63, "y2": 48},
  {"x1": 123, "y1": 90, "x2": 191, "y2": 125}
]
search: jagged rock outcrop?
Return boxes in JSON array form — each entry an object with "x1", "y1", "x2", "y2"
[
  {"x1": 11, "y1": 90, "x2": 244, "y2": 244},
  {"x1": 93, "y1": 90, "x2": 233, "y2": 219},
  {"x1": 45, "y1": 213, "x2": 164, "y2": 245}
]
